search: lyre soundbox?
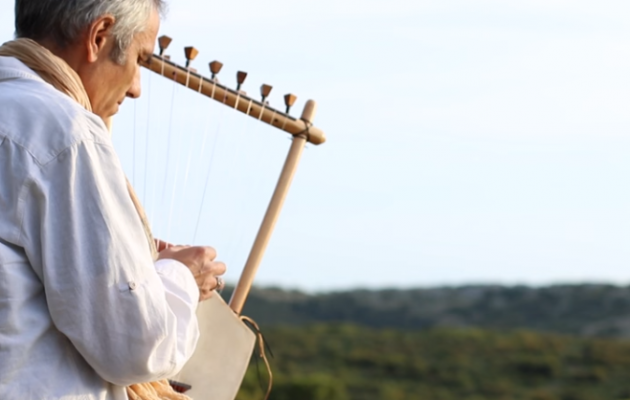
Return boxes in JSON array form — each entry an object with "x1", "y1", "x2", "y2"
[
  {"x1": 139, "y1": 36, "x2": 326, "y2": 399},
  {"x1": 175, "y1": 295, "x2": 256, "y2": 400}
]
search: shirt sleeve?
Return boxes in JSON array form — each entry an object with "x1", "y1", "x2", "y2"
[
  {"x1": 154, "y1": 259, "x2": 200, "y2": 369},
  {"x1": 18, "y1": 136, "x2": 200, "y2": 386}
]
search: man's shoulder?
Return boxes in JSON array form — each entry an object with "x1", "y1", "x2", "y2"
[{"x1": 0, "y1": 74, "x2": 110, "y2": 166}]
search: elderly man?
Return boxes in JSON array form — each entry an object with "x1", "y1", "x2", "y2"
[{"x1": 0, "y1": 1, "x2": 224, "y2": 399}]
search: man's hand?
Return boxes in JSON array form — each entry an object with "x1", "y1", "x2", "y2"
[{"x1": 157, "y1": 243, "x2": 226, "y2": 302}]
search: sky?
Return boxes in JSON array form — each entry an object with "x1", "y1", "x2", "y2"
[{"x1": 1, "y1": 0, "x2": 629, "y2": 291}]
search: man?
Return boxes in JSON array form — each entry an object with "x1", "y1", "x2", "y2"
[{"x1": 0, "y1": 0, "x2": 224, "y2": 399}]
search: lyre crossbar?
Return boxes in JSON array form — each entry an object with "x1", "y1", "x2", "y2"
[
  {"x1": 140, "y1": 55, "x2": 326, "y2": 145},
  {"x1": 140, "y1": 37, "x2": 326, "y2": 315}
]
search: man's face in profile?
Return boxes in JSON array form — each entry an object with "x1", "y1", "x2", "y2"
[{"x1": 80, "y1": 9, "x2": 159, "y2": 120}]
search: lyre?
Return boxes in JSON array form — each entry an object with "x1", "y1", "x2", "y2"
[{"x1": 138, "y1": 35, "x2": 326, "y2": 400}]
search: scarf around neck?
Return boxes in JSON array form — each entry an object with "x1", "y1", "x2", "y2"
[{"x1": 0, "y1": 38, "x2": 188, "y2": 400}]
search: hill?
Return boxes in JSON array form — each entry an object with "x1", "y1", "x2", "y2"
[
  {"x1": 221, "y1": 284, "x2": 630, "y2": 337},
  {"x1": 236, "y1": 325, "x2": 630, "y2": 400}
]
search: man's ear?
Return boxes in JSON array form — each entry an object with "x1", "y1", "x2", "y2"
[{"x1": 85, "y1": 14, "x2": 116, "y2": 63}]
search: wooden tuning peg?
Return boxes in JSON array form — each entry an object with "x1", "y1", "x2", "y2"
[
  {"x1": 260, "y1": 84, "x2": 273, "y2": 103},
  {"x1": 209, "y1": 61, "x2": 223, "y2": 80},
  {"x1": 158, "y1": 35, "x2": 172, "y2": 56},
  {"x1": 284, "y1": 93, "x2": 297, "y2": 114},
  {"x1": 184, "y1": 47, "x2": 199, "y2": 68},
  {"x1": 236, "y1": 71, "x2": 248, "y2": 91}
]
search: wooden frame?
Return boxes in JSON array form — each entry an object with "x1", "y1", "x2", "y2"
[
  {"x1": 140, "y1": 55, "x2": 325, "y2": 145},
  {"x1": 140, "y1": 40, "x2": 326, "y2": 315}
]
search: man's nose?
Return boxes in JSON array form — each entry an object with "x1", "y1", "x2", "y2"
[{"x1": 126, "y1": 68, "x2": 142, "y2": 99}]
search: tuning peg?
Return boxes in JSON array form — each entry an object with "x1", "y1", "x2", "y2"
[
  {"x1": 260, "y1": 84, "x2": 273, "y2": 103},
  {"x1": 284, "y1": 93, "x2": 297, "y2": 114},
  {"x1": 158, "y1": 35, "x2": 172, "y2": 56},
  {"x1": 209, "y1": 61, "x2": 223, "y2": 80},
  {"x1": 236, "y1": 71, "x2": 248, "y2": 91},
  {"x1": 184, "y1": 47, "x2": 199, "y2": 68}
]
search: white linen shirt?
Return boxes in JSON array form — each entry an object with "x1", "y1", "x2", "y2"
[{"x1": 0, "y1": 56, "x2": 200, "y2": 400}]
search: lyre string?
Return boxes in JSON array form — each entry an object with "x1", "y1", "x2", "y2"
[
  {"x1": 192, "y1": 97, "x2": 253, "y2": 251},
  {"x1": 227, "y1": 104, "x2": 289, "y2": 272},
  {"x1": 191, "y1": 79, "x2": 225, "y2": 243},
  {"x1": 165, "y1": 68, "x2": 197, "y2": 241},
  {"x1": 154, "y1": 72, "x2": 178, "y2": 250},
  {"x1": 142, "y1": 73, "x2": 152, "y2": 204},
  {"x1": 148, "y1": 62, "x2": 168, "y2": 234},
  {"x1": 192, "y1": 104, "x2": 251, "y2": 243},
  {"x1": 169, "y1": 76, "x2": 209, "y2": 234},
  {"x1": 221, "y1": 106, "x2": 269, "y2": 263},
  {"x1": 133, "y1": 99, "x2": 137, "y2": 187},
  {"x1": 162, "y1": 69, "x2": 195, "y2": 240},
  {"x1": 168, "y1": 76, "x2": 230, "y2": 388}
]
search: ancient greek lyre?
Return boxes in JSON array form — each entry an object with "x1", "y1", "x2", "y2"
[{"x1": 139, "y1": 35, "x2": 326, "y2": 400}]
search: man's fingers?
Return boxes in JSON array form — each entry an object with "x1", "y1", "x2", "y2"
[
  {"x1": 189, "y1": 261, "x2": 225, "y2": 278},
  {"x1": 192, "y1": 246, "x2": 216, "y2": 262},
  {"x1": 201, "y1": 261, "x2": 226, "y2": 276},
  {"x1": 197, "y1": 275, "x2": 225, "y2": 302},
  {"x1": 200, "y1": 291, "x2": 214, "y2": 301},
  {"x1": 154, "y1": 244, "x2": 225, "y2": 302},
  {"x1": 199, "y1": 287, "x2": 214, "y2": 301},
  {"x1": 196, "y1": 271, "x2": 225, "y2": 290},
  {"x1": 157, "y1": 245, "x2": 215, "y2": 266}
]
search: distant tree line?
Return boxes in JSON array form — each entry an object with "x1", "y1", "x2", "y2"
[{"x1": 221, "y1": 284, "x2": 630, "y2": 337}]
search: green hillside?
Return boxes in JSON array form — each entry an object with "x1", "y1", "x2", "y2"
[
  {"x1": 211, "y1": 285, "x2": 630, "y2": 399},
  {"x1": 236, "y1": 325, "x2": 630, "y2": 400}
]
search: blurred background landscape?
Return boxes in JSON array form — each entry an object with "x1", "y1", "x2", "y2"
[{"x1": 229, "y1": 285, "x2": 630, "y2": 400}]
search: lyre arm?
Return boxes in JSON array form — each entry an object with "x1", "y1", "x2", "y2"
[
  {"x1": 228, "y1": 135, "x2": 307, "y2": 314},
  {"x1": 140, "y1": 55, "x2": 326, "y2": 145},
  {"x1": 228, "y1": 101, "x2": 316, "y2": 314}
]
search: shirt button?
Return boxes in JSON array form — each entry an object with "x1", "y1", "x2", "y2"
[{"x1": 128, "y1": 281, "x2": 137, "y2": 291}]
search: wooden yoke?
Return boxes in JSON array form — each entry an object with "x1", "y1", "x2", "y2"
[{"x1": 140, "y1": 48, "x2": 326, "y2": 145}]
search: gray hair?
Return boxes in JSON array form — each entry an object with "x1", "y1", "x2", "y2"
[{"x1": 15, "y1": 0, "x2": 166, "y2": 64}]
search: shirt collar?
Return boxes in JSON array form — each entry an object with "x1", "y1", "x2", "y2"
[{"x1": 0, "y1": 56, "x2": 46, "y2": 83}]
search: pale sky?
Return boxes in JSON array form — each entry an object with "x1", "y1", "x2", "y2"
[{"x1": 1, "y1": 0, "x2": 629, "y2": 291}]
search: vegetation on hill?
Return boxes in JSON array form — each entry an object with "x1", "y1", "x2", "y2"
[
  {"x1": 235, "y1": 325, "x2": 630, "y2": 400},
  {"x1": 209, "y1": 286, "x2": 630, "y2": 399},
  {"x1": 222, "y1": 284, "x2": 630, "y2": 337}
]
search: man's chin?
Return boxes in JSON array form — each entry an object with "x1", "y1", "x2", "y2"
[
  {"x1": 105, "y1": 104, "x2": 119, "y2": 119},
  {"x1": 95, "y1": 103, "x2": 121, "y2": 132}
]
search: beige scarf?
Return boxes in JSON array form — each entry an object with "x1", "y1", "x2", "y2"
[{"x1": 0, "y1": 38, "x2": 189, "y2": 400}]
